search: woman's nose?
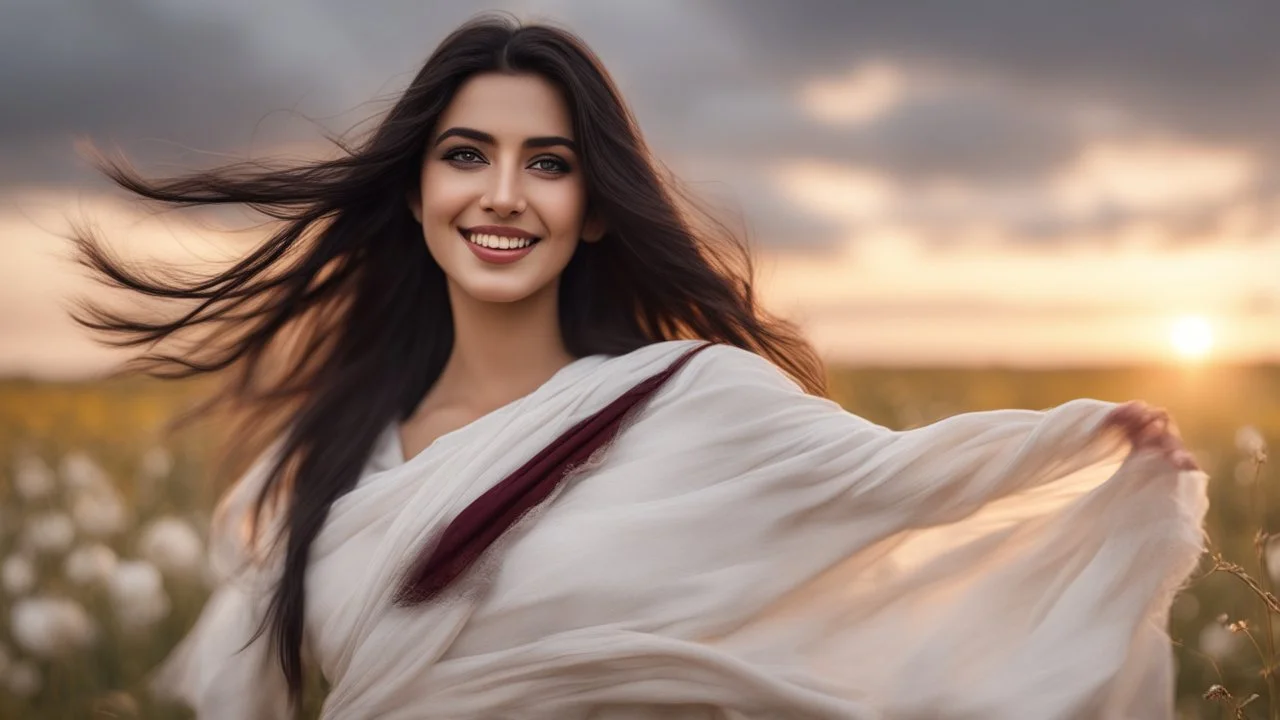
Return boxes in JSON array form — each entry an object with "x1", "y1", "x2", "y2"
[{"x1": 480, "y1": 163, "x2": 527, "y2": 217}]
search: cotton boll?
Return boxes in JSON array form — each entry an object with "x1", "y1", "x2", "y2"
[
  {"x1": 2, "y1": 555, "x2": 36, "y2": 596},
  {"x1": 138, "y1": 517, "x2": 204, "y2": 578},
  {"x1": 22, "y1": 512, "x2": 75, "y2": 555},
  {"x1": 59, "y1": 451, "x2": 112, "y2": 495},
  {"x1": 11, "y1": 596, "x2": 97, "y2": 659},
  {"x1": 140, "y1": 446, "x2": 173, "y2": 480},
  {"x1": 108, "y1": 561, "x2": 171, "y2": 630},
  {"x1": 1236, "y1": 425, "x2": 1268, "y2": 461},
  {"x1": 71, "y1": 489, "x2": 128, "y2": 538},
  {"x1": 5, "y1": 660, "x2": 40, "y2": 698},
  {"x1": 1198, "y1": 622, "x2": 1243, "y2": 660},
  {"x1": 1236, "y1": 459, "x2": 1261, "y2": 486},
  {"x1": 13, "y1": 455, "x2": 55, "y2": 501},
  {"x1": 64, "y1": 544, "x2": 118, "y2": 586}
]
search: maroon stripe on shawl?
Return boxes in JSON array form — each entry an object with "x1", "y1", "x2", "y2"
[{"x1": 393, "y1": 341, "x2": 717, "y2": 606}]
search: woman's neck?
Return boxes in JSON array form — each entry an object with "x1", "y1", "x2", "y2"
[{"x1": 436, "y1": 280, "x2": 575, "y2": 409}]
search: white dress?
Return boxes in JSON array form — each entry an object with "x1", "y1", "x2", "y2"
[{"x1": 152, "y1": 340, "x2": 1208, "y2": 719}]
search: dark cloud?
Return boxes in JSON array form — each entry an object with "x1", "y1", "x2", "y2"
[{"x1": 3, "y1": 0, "x2": 1277, "y2": 249}]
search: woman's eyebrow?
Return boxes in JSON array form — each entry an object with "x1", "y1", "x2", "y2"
[{"x1": 433, "y1": 126, "x2": 577, "y2": 152}]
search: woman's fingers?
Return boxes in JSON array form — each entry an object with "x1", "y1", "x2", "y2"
[{"x1": 1103, "y1": 401, "x2": 1200, "y2": 471}]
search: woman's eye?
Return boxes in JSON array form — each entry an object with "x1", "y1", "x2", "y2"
[
  {"x1": 444, "y1": 149, "x2": 483, "y2": 164},
  {"x1": 531, "y1": 157, "x2": 570, "y2": 174}
]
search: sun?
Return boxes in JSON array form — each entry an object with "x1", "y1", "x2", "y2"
[{"x1": 1170, "y1": 315, "x2": 1213, "y2": 360}]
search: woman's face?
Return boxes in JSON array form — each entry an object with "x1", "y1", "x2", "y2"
[{"x1": 410, "y1": 72, "x2": 601, "y2": 306}]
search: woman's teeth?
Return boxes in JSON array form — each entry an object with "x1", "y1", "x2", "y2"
[{"x1": 467, "y1": 233, "x2": 536, "y2": 250}]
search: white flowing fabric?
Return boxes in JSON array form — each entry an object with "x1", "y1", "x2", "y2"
[{"x1": 152, "y1": 340, "x2": 1209, "y2": 719}]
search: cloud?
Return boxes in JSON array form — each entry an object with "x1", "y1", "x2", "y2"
[{"x1": 3, "y1": 0, "x2": 1279, "y2": 254}]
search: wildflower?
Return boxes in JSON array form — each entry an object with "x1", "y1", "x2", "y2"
[
  {"x1": 140, "y1": 446, "x2": 173, "y2": 480},
  {"x1": 13, "y1": 454, "x2": 55, "y2": 501},
  {"x1": 59, "y1": 451, "x2": 111, "y2": 495},
  {"x1": 4, "y1": 659, "x2": 40, "y2": 698},
  {"x1": 1204, "y1": 684, "x2": 1232, "y2": 701},
  {"x1": 1236, "y1": 425, "x2": 1268, "y2": 463},
  {"x1": 1236, "y1": 459, "x2": 1261, "y2": 486},
  {"x1": 71, "y1": 488, "x2": 128, "y2": 538},
  {"x1": 108, "y1": 560, "x2": 170, "y2": 630},
  {"x1": 1199, "y1": 622, "x2": 1243, "y2": 659},
  {"x1": 1, "y1": 555, "x2": 36, "y2": 596},
  {"x1": 138, "y1": 517, "x2": 204, "y2": 578},
  {"x1": 22, "y1": 512, "x2": 75, "y2": 555},
  {"x1": 11, "y1": 596, "x2": 97, "y2": 659},
  {"x1": 64, "y1": 544, "x2": 118, "y2": 586}
]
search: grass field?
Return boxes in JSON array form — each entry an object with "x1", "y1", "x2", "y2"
[{"x1": 0, "y1": 362, "x2": 1275, "y2": 719}]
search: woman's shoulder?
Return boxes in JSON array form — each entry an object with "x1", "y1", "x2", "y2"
[{"x1": 618, "y1": 339, "x2": 805, "y2": 397}]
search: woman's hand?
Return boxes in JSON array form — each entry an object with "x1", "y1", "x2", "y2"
[{"x1": 1102, "y1": 400, "x2": 1200, "y2": 471}]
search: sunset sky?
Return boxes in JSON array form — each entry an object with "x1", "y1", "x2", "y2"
[{"x1": 2, "y1": 1, "x2": 1278, "y2": 377}]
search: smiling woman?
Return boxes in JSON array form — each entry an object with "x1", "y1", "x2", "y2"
[
  {"x1": 67, "y1": 13, "x2": 1206, "y2": 720},
  {"x1": 409, "y1": 73, "x2": 603, "y2": 306}
]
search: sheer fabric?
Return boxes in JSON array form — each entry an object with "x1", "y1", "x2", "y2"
[{"x1": 152, "y1": 340, "x2": 1207, "y2": 719}]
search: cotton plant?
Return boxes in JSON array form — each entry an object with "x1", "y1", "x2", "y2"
[
  {"x1": 108, "y1": 560, "x2": 172, "y2": 631},
  {"x1": 1, "y1": 556, "x2": 35, "y2": 597},
  {"x1": 1199, "y1": 619, "x2": 1245, "y2": 661},
  {"x1": 0, "y1": 446, "x2": 203, "y2": 715},
  {"x1": 21, "y1": 511, "x2": 75, "y2": 556},
  {"x1": 12, "y1": 454, "x2": 55, "y2": 502},
  {"x1": 139, "y1": 446, "x2": 173, "y2": 482},
  {"x1": 58, "y1": 451, "x2": 130, "y2": 539},
  {"x1": 64, "y1": 544, "x2": 118, "y2": 586},
  {"x1": 10, "y1": 596, "x2": 96, "y2": 659},
  {"x1": 70, "y1": 486, "x2": 129, "y2": 539},
  {"x1": 138, "y1": 517, "x2": 205, "y2": 580},
  {"x1": 58, "y1": 451, "x2": 113, "y2": 496}
]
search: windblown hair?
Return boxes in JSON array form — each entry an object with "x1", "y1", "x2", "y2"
[{"x1": 71, "y1": 14, "x2": 827, "y2": 709}]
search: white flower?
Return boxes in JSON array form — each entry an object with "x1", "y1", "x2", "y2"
[
  {"x1": 140, "y1": 446, "x2": 173, "y2": 480},
  {"x1": 71, "y1": 488, "x2": 128, "y2": 538},
  {"x1": 64, "y1": 544, "x2": 118, "y2": 586},
  {"x1": 22, "y1": 512, "x2": 75, "y2": 555},
  {"x1": 4, "y1": 659, "x2": 40, "y2": 697},
  {"x1": 1236, "y1": 459, "x2": 1261, "y2": 486},
  {"x1": 108, "y1": 560, "x2": 171, "y2": 630},
  {"x1": 2, "y1": 555, "x2": 36, "y2": 596},
  {"x1": 13, "y1": 454, "x2": 55, "y2": 501},
  {"x1": 11, "y1": 596, "x2": 97, "y2": 659},
  {"x1": 138, "y1": 517, "x2": 205, "y2": 578},
  {"x1": 1199, "y1": 622, "x2": 1244, "y2": 659},
  {"x1": 59, "y1": 451, "x2": 111, "y2": 495},
  {"x1": 1236, "y1": 425, "x2": 1268, "y2": 462}
]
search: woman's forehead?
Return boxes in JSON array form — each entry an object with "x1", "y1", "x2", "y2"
[{"x1": 437, "y1": 73, "x2": 574, "y2": 142}]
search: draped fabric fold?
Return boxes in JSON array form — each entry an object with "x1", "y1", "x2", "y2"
[{"x1": 152, "y1": 339, "x2": 1208, "y2": 720}]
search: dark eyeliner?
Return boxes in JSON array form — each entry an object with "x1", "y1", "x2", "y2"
[
  {"x1": 532, "y1": 155, "x2": 572, "y2": 173},
  {"x1": 441, "y1": 146, "x2": 485, "y2": 164}
]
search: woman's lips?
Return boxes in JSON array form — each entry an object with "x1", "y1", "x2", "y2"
[{"x1": 459, "y1": 228, "x2": 538, "y2": 265}]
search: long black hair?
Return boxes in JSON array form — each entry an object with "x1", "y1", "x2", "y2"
[{"x1": 71, "y1": 13, "x2": 828, "y2": 708}]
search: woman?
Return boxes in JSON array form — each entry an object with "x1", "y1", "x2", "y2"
[{"x1": 74, "y1": 15, "x2": 1206, "y2": 720}]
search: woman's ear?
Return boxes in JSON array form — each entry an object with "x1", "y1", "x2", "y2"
[
  {"x1": 407, "y1": 189, "x2": 423, "y2": 224},
  {"x1": 581, "y1": 213, "x2": 606, "y2": 243}
]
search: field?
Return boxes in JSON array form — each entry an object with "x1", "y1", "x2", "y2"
[{"x1": 0, "y1": 362, "x2": 1275, "y2": 719}]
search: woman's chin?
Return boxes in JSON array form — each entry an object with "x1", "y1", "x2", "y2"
[{"x1": 449, "y1": 277, "x2": 554, "y2": 306}]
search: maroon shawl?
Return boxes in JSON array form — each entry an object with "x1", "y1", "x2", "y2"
[{"x1": 394, "y1": 341, "x2": 716, "y2": 605}]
